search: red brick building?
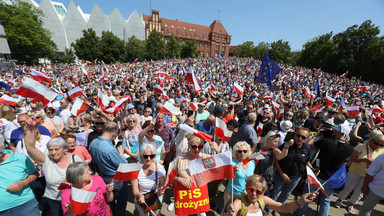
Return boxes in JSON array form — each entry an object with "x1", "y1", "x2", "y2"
[{"x1": 143, "y1": 10, "x2": 231, "y2": 57}]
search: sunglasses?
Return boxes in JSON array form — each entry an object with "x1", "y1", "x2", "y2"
[
  {"x1": 237, "y1": 150, "x2": 248, "y2": 154},
  {"x1": 295, "y1": 134, "x2": 307, "y2": 140},
  {"x1": 373, "y1": 141, "x2": 384, "y2": 147},
  {"x1": 246, "y1": 187, "x2": 264, "y2": 195},
  {"x1": 143, "y1": 154, "x2": 156, "y2": 159},
  {"x1": 46, "y1": 112, "x2": 53, "y2": 115},
  {"x1": 95, "y1": 122, "x2": 105, "y2": 125},
  {"x1": 128, "y1": 120, "x2": 136, "y2": 123},
  {"x1": 191, "y1": 145, "x2": 204, "y2": 150},
  {"x1": 148, "y1": 130, "x2": 155, "y2": 133},
  {"x1": 33, "y1": 116, "x2": 41, "y2": 119}
]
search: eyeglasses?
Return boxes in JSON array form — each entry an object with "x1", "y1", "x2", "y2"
[
  {"x1": 373, "y1": 141, "x2": 384, "y2": 147},
  {"x1": 92, "y1": 98, "x2": 97, "y2": 100},
  {"x1": 143, "y1": 154, "x2": 156, "y2": 159},
  {"x1": 95, "y1": 122, "x2": 105, "y2": 125},
  {"x1": 246, "y1": 187, "x2": 264, "y2": 195},
  {"x1": 237, "y1": 150, "x2": 248, "y2": 154},
  {"x1": 295, "y1": 134, "x2": 307, "y2": 140},
  {"x1": 148, "y1": 130, "x2": 155, "y2": 133},
  {"x1": 191, "y1": 145, "x2": 204, "y2": 150}
]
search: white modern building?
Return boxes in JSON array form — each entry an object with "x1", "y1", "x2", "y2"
[{"x1": 22, "y1": 0, "x2": 145, "y2": 52}]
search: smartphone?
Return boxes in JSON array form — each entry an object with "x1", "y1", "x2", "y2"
[{"x1": 284, "y1": 131, "x2": 295, "y2": 142}]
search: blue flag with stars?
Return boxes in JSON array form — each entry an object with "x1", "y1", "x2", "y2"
[
  {"x1": 315, "y1": 80, "x2": 321, "y2": 99},
  {"x1": 258, "y1": 53, "x2": 282, "y2": 90},
  {"x1": 327, "y1": 164, "x2": 348, "y2": 189}
]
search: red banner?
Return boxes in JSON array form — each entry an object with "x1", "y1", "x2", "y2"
[{"x1": 173, "y1": 182, "x2": 210, "y2": 215}]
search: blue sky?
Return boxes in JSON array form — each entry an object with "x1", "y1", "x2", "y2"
[{"x1": 38, "y1": 0, "x2": 384, "y2": 51}]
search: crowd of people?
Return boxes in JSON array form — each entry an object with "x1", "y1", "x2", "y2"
[{"x1": 0, "y1": 56, "x2": 384, "y2": 216}]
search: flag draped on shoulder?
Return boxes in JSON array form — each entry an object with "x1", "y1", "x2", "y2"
[
  {"x1": 188, "y1": 151, "x2": 234, "y2": 188},
  {"x1": 258, "y1": 53, "x2": 282, "y2": 90},
  {"x1": 114, "y1": 163, "x2": 143, "y2": 181},
  {"x1": 16, "y1": 78, "x2": 58, "y2": 107},
  {"x1": 70, "y1": 187, "x2": 97, "y2": 215}
]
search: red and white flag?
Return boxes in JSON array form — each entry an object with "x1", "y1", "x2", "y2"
[
  {"x1": 189, "y1": 151, "x2": 234, "y2": 188},
  {"x1": 347, "y1": 106, "x2": 359, "y2": 115},
  {"x1": 189, "y1": 102, "x2": 198, "y2": 111},
  {"x1": 7, "y1": 79, "x2": 15, "y2": 86},
  {"x1": 242, "y1": 152, "x2": 265, "y2": 165},
  {"x1": 252, "y1": 92, "x2": 259, "y2": 98},
  {"x1": 81, "y1": 67, "x2": 91, "y2": 76},
  {"x1": 256, "y1": 122, "x2": 263, "y2": 135},
  {"x1": 70, "y1": 99, "x2": 90, "y2": 116},
  {"x1": 0, "y1": 95, "x2": 20, "y2": 106},
  {"x1": 67, "y1": 86, "x2": 84, "y2": 99},
  {"x1": 215, "y1": 118, "x2": 233, "y2": 142},
  {"x1": 30, "y1": 69, "x2": 52, "y2": 84},
  {"x1": 233, "y1": 82, "x2": 244, "y2": 95},
  {"x1": 159, "y1": 101, "x2": 182, "y2": 116},
  {"x1": 306, "y1": 166, "x2": 329, "y2": 198},
  {"x1": 154, "y1": 84, "x2": 167, "y2": 96},
  {"x1": 114, "y1": 163, "x2": 143, "y2": 181},
  {"x1": 276, "y1": 109, "x2": 284, "y2": 119},
  {"x1": 133, "y1": 58, "x2": 138, "y2": 64},
  {"x1": 336, "y1": 91, "x2": 344, "y2": 97},
  {"x1": 262, "y1": 93, "x2": 273, "y2": 101},
  {"x1": 70, "y1": 187, "x2": 96, "y2": 215},
  {"x1": 304, "y1": 87, "x2": 310, "y2": 96},
  {"x1": 163, "y1": 160, "x2": 178, "y2": 191},
  {"x1": 340, "y1": 71, "x2": 348, "y2": 78},
  {"x1": 310, "y1": 104, "x2": 325, "y2": 113},
  {"x1": 105, "y1": 95, "x2": 131, "y2": 114},
  {"x1": 357, "y1": 86, "x2": 370, "y2": 92},
  {"x1": 155, "y1": 71, "x2": 171, "y2": 83},
  {"x1": 325, "y1": 95, "x2": 335, "y2": 106},
  {"x1": 179, "y1": 124, "x2": 212, "y2": 142},
  {"x1": 97, "y1": 90, "x2": 109, "y2": 110},
  {"x1": 272, "y1": 101, "x2": 280, "y2": 111},
  {"x1": 372, "y1": 105, "x2": 383, "y2": 113},
  {"x1": 15, "y1": 78, "x2": 58, "y2": 107},
  {"x1": 185, "y1": 67, "x2": 201, "y2": 94}
]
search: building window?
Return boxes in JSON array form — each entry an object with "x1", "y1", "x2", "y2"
[
  {"x1": 165, "y1": 24, "x2": 168, "y2": 27},
  {"x1": 201, "y1": 52, "x2": 204, "y2": 56},
  {"x1": 184, "y1": 27, "x2": 186, "y2": 30},
  {"x1": 207, "y1": 52, "x2": 210, "y2": 56},
  {"x1": 189, "y1": 29, "x2": 192, "y2": 31},
  {"x1": 171, "y1": 25, "x2": 174, "y2": 28},
  {"x1": 216, "y1": 45, "x2": 219, "y2": 50},
  {"x1": 178, "y1": 26, "x2": 180, "y2": 29},
  {"x1": 196, "y1": 36, "x2": 200, "y2": 39},
  {"x1": 222, "y1": 46, "x2": 225, "y2": 52},
  {"x1": 187, "y1": 35, "x2": 191, "y2": 38},
  {"x1": 193, "y1": 29, "x2": 195, "y2": 32},
  {"x1": 199, "y1": 30, "x2": 201, "y2": 33},
  {"x1": 207, "y1": 44, "x2": 210, "y2": 49}
]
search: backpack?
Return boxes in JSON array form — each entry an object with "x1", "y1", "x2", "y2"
[{"x1": 224, "y1": 194, "x2": 266, "y2": 216}]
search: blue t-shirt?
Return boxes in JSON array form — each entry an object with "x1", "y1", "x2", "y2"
[
  {"x1": 0, "y1": 150, "x2": 37, "y2": 211},
  {"x1": 226, "y1": 159, "x2": 255, "y2": 195},
  {"x1": 10, "y1": 125, "x2": 52, "y2": 145},
  {"x1": 196, "y1": 121, "x2": 215, "y2": 135},
  {"x1": 140, "y1": 135, "x2": 164, "y2": 163}
]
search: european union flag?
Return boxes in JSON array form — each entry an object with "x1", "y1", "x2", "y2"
[
  {"x1": 13, "y1": 70, "x2": 23, "y2": 75},
  {"x1": 314, "y1": 80, "x2": 321, "y2": 99},
  {"x1": 258, "y1": 53, "x2": 282, "y2": 90},
  {"x1": 0, "y1": 81, "x2": 11, "y2": 90},
  {"x1": 324, "y1": 73, "x2": 330, "y2": 81},
  {"x1": 327, "y1": 164, "x2": 348, "y2": 189}
]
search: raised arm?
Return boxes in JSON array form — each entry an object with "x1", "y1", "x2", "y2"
[{"x1": 24, "y1": 126, "x2": 46, "y2": 166}]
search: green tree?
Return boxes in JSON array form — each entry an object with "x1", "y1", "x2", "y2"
[
  {"x1": 125, "y1": 35, "x2": 145, "y2": 62},
  {"x1": 181, "y1": 40, "x2": 199, "y2": 58},
  {"x1": 62, "y1": 48, "x2": 76, "y2": 64},
  {"x1": 99, "y1": 31, "x2": 125, "y2": 64},
  {"x1": 254, "y1": 42, "x2": 270, "y2": 59},
  {"x1": 269, "y1": 39, "x2": 291, "y2": 63},
  {"x1": 233, "y1": 41, "x2": 255, "y2": 57},
  {"x1": 72, "y1": 28, "x2": 101, "y2": 61},
  {"x1": 0, "y1": 0, "x2": 57, "y2": 64},
  {"x1": 145, "y1": 29, "x2": 166, "y2": 60},
  {"x1": 166, "y1": 35, "x2": 181, "y2": 58}
]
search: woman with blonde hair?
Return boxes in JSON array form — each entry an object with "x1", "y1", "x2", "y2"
[
  {"x1": 31, "y1": 111, "x2": 59, "y2": 138},
  {"x1": 122, "y1": 114, "x2": 142, "y2": 162},
  {"x1": 334, "y1": 134, "x2": 384, "y2": 214}
]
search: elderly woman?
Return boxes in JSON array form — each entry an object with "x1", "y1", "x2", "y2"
[
  {"x1": 45, "y1": 107, "x2": 64, "y2": 134},
  {"x1": 61, "y1": 162, "x2": 114, "y2": 216},
  {"x1": 223, "y1": 175, "x2": 317, "y2": 216},
  {"x1": 24, "y1": 126, "x2": 83, "y2": 216},
  {"x1": 32, "y1": 111, "x2": 59, "y2": 137},
  {"x1": 123, "y1": 114, "x2": 142, "y2": 162},
  {"x1": 254, "y1": 131, "x2": 293, "y2": 194},
  {"x1": 139, "y1": 120, "x2": 165, "y2": 164},
  {"x1": 0, "y1": 134, "x2": 40, "y2": 216},
  {"x1": 63, "y1": 134, "x2": 92, "y2": 163},
  {"x1": 132, "y1": 144, "x2": 166, "y2": 216},
  {"x1": 334, "y1": 134, "x2": 384, "y2": 214},
  {"x1": 223, "y1": 141, "x2": 255, "y2": 206},
  {"x1": 141, "y1": 107, "x2": 153, "y2": 124}
]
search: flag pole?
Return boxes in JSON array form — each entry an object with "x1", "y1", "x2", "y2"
[
  {"x1": 314, "y1": 180, "x2": 328, "y2": 193},
  {"x1": 231, "y1": 178, "x2": 234, "y2": 204},
  {"x1": 144, "y1": 202, "x2": 158, "y2": 216}
]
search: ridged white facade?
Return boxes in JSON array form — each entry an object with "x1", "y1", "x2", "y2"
[{"x1": 24, "y1": 0, "x2": 145, "y2": 52}]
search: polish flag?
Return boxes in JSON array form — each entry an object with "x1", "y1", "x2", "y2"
[
  {"x1": 262, "y1": 93, "x2": 273, "y2": 101},
  {"x1": 154, "y1": 84, "x2": 166, "y2": 95},
  {"x1": 155, "y1": 71, "x2": 171, "y2": 83},
  {"x1": 114, "y1": 163, "x2": 143, "y2": 181},
  {"x1": 272, "y1": 101, "x2": 280, "y2": 111},
  {"x1": 189, "y1": 151, "x2": 234, "y2": 188},
  {"x1": 357, "y1": 86, "x2": 370, "y2": 92},
  {"x1": 233, "y1": 82, "x2": 244, "y2": 95},
  {"x1": 215, "y1": 118, "x2": 233, "y2": 142},
  {"x1": 242, "y1": 152, "x2": 265, "y2": 165},
  {"x1": 381, "y1": 100, "x2": 384, "y2": 111},
  {"x1": 70, "y1": 99, "x2": 90, "y2": 116},
  {"x1": 133, "y1": 58, "x2": 138, "y2": 64},
  {"x1": 163, "y1": 160, "x2": 178, "y2": 191},
  {"x1": 97, "y1": 90, "x2": 109, "y2": 110},
  {"x1": 340, "y1": 71, "x2": 348, "y2": 78},
  {"x1": 67, "y1": 87, "x2": 84, "y2": 99},
  {"x1": 325, "y1": 95, "x2": 335, "y2": 106},
  {"x1": 256, "y1": 122, "x2": 263, "y2": 135},
  {"x1": 189, "y1": 102, "x2": 198, "y2": 111},
  {"x1": 179, "y1": 124, "x2": 212, "y2": 142},
  {"x1": 7, "y1": 79, "x2": 15, "y2": 86},
  {"x1": 304, "y1": 87, "x2": 310, "y2": 96},
  {"x1": 336, "y1": 91, "x2": 344, "y2": 97},
  {"x1": 81, "y1": 67, "x2": 91, "y2": 76},
  {"x1": 306, "y1": 166, "x2": 329, "y2": 198},
  {"x1": 15, "y1": 78, "x2": 58, "y2": 107},
  {"x1": 85, "y1": 61, "x2": 92, "y2": 64},
  {"x1": 30, "y1": 69, "x2": 52, "y2": 84},
  {"x1": 105, "y1": 95, "x2": 131, "y2": 114},
  {"x1": 276, "y1": 109, "x2": 284, "y2": 120},
  {"x1": 0, "y1": 95, "x2": 20, "y2": 106},
  {"x1": 252, "y1": 92, "x2": 259, "y2": 98},
  {"x1": 372, "y1": 105, "x2": 383, "y2": 113},
  {"x1": 354, "y1": 98, "x2": 361, "y2": 105},
  {"x1": 347, "y1": 106, "x2": 359, "y2": 115},
  {"x1": 185, "y1": 66, "x2": 201, "y2": 94},
  {"x1": 310, "y1": 104, "x2": 325, "y2": 113},
  {"x1": 158, "y1": 78, "x2": 164, "y2": 88},
  {"x1": 70, "y1": 187, "x2": 96, "y2": 215},
  {"x1": 159, "y1": 101, "x2": 182, "y2": 116}
]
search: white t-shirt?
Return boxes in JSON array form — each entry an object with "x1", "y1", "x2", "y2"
[
  {"x1": 367, "y1": 153, "x2": 384, "y2": 198},
  {"x1": 0, "y1": 118, "x2": 19, "y2": 144},
  {"x1": 137, "y1": 162, "x2": 166, "y2": 194}
]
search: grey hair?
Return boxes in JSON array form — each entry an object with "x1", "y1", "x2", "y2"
[
  {"x1": 139, "y1": 144, "x2": 157, "y2": 163},
  {"x1": 104, "y1": 122, "x2": 118, "y2": 133},
  {"x1": 66, "y1": 162, "x2": 88, "y2": 184},
  {"x1": 232, "y1": 141, "x2": 251, "y2": 160},
  {"x1": 46, "y1": 137, "x2": 67, "y2": 149},
  {"x1": 0, "y1": 134, "x2": 5, "y2": 152},
  {"x1": 247, "y1": 113, "x2": 257, "y2": 124}
]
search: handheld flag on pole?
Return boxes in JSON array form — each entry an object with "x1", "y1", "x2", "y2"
[
  {"x1": 258, "y1": 53, "x2": 282, "y2": 90},
  {"x1": 70, "y1": 187, "x2": 96, "y2": 215},
  {"x1": 327, "y1": 164, "x2": 348, "y2": 189}
]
